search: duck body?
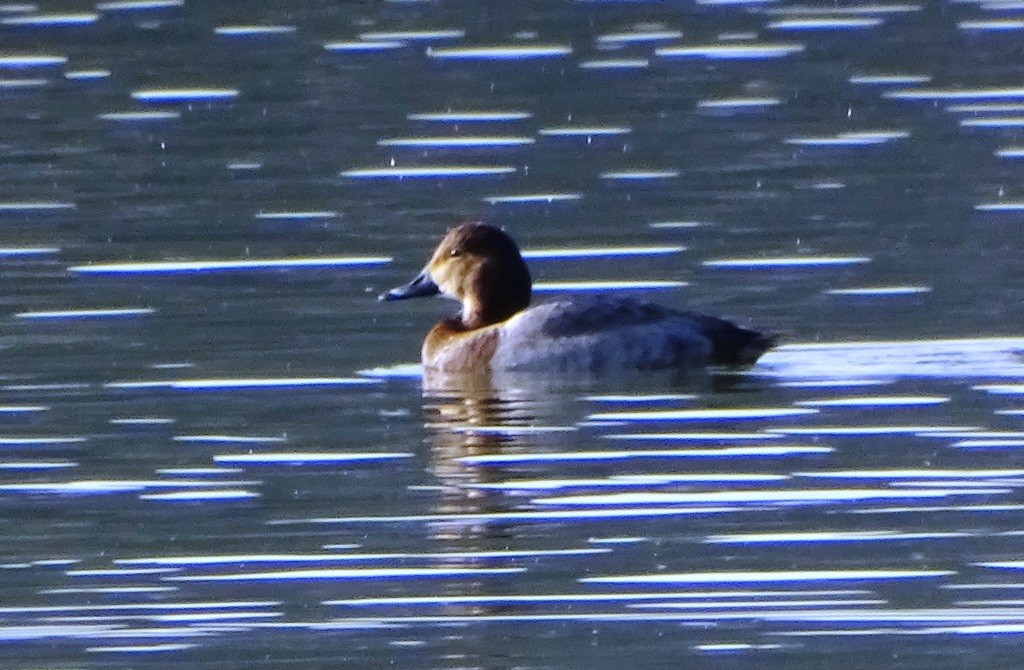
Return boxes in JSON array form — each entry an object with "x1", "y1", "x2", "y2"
[{"x1": 382, "y1": 223, "x2": 774, "y2": 374}]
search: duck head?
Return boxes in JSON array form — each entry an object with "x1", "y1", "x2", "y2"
[{"x1": 381, "y1": 222, "x2": 532, "y2": 330}]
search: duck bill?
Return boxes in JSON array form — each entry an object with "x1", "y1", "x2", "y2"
[{"x1": 380, "y1": 268, "x2": 440, "y2": 301}]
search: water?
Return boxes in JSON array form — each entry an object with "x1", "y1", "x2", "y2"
[{"x1": 1, "y1": 0, "x2": 1023, "y2": 667}]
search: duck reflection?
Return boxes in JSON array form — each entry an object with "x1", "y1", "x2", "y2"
[
  {"x1": 420, "y1": 368, "x2": 562, "y2": 539},
  {"x1": 410, "y1": 368, "x2": 592, "y2": 635}
]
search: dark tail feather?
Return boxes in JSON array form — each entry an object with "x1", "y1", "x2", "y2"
[{"x1": 703, "y1": 319, "x2": 777, "y2": 366}]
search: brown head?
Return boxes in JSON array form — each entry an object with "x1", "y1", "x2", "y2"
[{"x1": 381, "y1": 223, "x2": 532, "y2": 330}]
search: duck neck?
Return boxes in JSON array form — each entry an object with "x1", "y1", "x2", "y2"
[{"x1": 459, "y1": 261, "x2": 531, "y2": 330}]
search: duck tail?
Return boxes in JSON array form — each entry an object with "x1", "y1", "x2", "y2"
[{"x1": 710, "y1": 324, "x2": 778, "y2": 367}]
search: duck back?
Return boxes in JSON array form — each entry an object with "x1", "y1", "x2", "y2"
[{"x1": 490, "y1": 297, "x2": 774, "y2": 372}]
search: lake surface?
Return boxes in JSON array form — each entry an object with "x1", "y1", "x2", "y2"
[{"x1": 1, "y1": 0, "x2": 1024, "y2": 667}]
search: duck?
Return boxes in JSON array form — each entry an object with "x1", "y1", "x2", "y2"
[{"x1": 381, "y1": 222, "x2": 775, "y2": 374}]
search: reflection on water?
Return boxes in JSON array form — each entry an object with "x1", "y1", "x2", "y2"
[{"x1": 2, "y1": 0, "x2": 1024, "y2": 666}]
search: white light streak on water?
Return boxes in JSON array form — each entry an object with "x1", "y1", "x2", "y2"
[
  {"x1": 328, "y1": 589, "x2": 872, "y2": 607},
  {"x1": 539, "y1": 126, "x2": 631, "y2": 136},
  {"x1": 951, "y1": 103, "x2": 1024, "y2": 113},
  {"x1": 596, "y1": 30, "x2": 683, "y2": 43},
  {"x1": 0, "y1": 481, "x2": 147, "y2": 494},
  {"x1": 0, "y1": 201, "x2": 74, "y2": 212},
  {"x1": 254, "y1": 210, "x2": 337, "y2": 220},
  {"x1": 110, "y1": 417, "x2": 175, "y2": 425},
  {"x1": 323, "y1": 41, "x2": 406, "y2": 52},
  {"x1": 761, "y1": 337, "x2": 1024, "y2": 378},
  {"x1": 105, "y1": 377, "x2": 377, "y2": 390},
  {"x1": 14, "y1": 308, "x2": 155, "y2": 319},
  {"x1": 357, "y1": 363, "x2": 422, "y2": 379},
  {"x1": 0, "y1": 602, "x2": 276, "y2": 618},
  {"x1": 41, "y1": 587, "x2": 177, "y2": 595},
  {"x1": 703, "y1": 256, "x2": 871, "y2": 268},
  {"x1": 427, "y1": 45, "x2": 572, "y2": 59},
  {"x1": 377, "y1": 136, "x2": 534, "y2": 148},
  {"x1": 0, "y1": 436, "x2": 86, "y2": 445},
  {"x1": 975, "y1": 201, "x2": 1024, "y2": 211},
  {"x1": 2, "y1": 13, "x2": 97, "y2": 25},
  {"x1": 0, "y1": 55, "x2": 65, "y2": 67},
  {"x1": 483, "y1": 193, "x2": 582, "y2": 204},
  {"x1": 705, "y1": 530, "x2": 972, "y2": 544},
  {"x1": 340, "y1": 166, "x2": 516, "y2": 178},
  {"x1": 359, "y1": 29, "x2": 464, "y2": 40},
  {"x1": 0, "y1": 461, "x2": 76, "y2": 470},
  {"x1": 0, "y1": 77, "x2": 46, "y2": 87},
  {"x1": 656, "y1": 44, "x2": 805, "y2": 59},
  {"x1": 172, "y1": 435, "x2": 286, "y2": 444},
  {"x1": 849, "y1": 74, "x2": 932, "y2": 84},
  {"x1": 766, "y1": 608, "x2": 1024, "y2": 624},
  {"x1": 794, "y1": 395, "x2": 948, "y2": 407},
  {"x1": 213, "y1": 452, "x2": 412, "y2": 465},
  {"x1": 68, "y1": 256, "x2": 389, "y2": 274},
  {"x1": 953, "y1": 439, "x2": 1024, "y2": 448},
  {"x1": 579, "y1": 58, "x2": 649, "y2": 69},
  {"x1": 65, "y1": 70, "x2": 110, "y2": 80},
  {"x1": 535, "y1": 488, "x2": 999, "y2": 507},
  {"x1": 523, "y1": 245, "x2": 684, "y2": 259},
  {"x1": 98, "y1": 111, "x2": 180, "y2": 121},
  {"x1": 1, "y1": 477, "x2": 257, "y2": 495},
  {"x1": 66, "y1": 568, "x2": 181, "y2": 576},
  {"x1": 854, "y1": 503, "x2": 1024, "y2": 515},
  {"x1": 589, "y1": 407, "x2": 818, "y2": 421},
  {"x1": 87, "y1": 644, "x2": 198, "y2": 653},
  {"x1": 996, "y1": 147, "x2": 1024, "y2": 157},
  {"x1": 131, "y1": 88, "x2": 239, "y2": 102},
  {"x1": 631, "y1": 598, "x2": 885, "y2": 610},
  {"x1": 959, "y1": 19, "x2": 1024, "y2": 30},
  {"x1": 764, "y1": 3, "x2": 921, "y2": 14},
  {"x1": 827, "y1": 286, "x2": 931, "y2": 296},
  {"x1": 581, "y1": 569, "x2": 955, "y2": 585},
  {"x1": 961, "y1": 117, "x2": 1024, "y2": 127},
  {"x1": 407, "y1": 111, "x2": 532, "y2": 122},
  {"x1": 886, "y1": 86, "x2": 1024, "y2": 101},
  {"x1": 0, "y1": 246, "x2": 58, "y2": 255},
  {"x1": 0, "y1": 405, "x2": 49, "y2": 412},
  {"x1": 2, "y1": 383, "x2": 91, "y2": 392},
  {"x1": 599, "y1": 169, "x2": 679, "y2": 180},
  {"x1": 786, "y1": 130, "x2": 909, "y2": 146},
  {"x1": 779, "y1": 379, "x2": 891, "y2": 387},
  {"x1": 975, "y1": 384, "x2": 1024, "y2": 394},
  {"x1": 458, "y1": 446, "x2": 832, "y2": 465},
  {"x1": 794, "y1": 469, "x2": 1024, "y2": 479},
  {"x1": 166, "y1": 567, "x2": 526, "y2": 581},
  {"x1": 214, "y1": 25, "x2": 296, "y2": 36},
  {"x1": 769, "y1": 18, "x2": 883, "y2": 29},
  {"x1": 697, "y1": 97, "x2": 782, "y2": 108},
  {"x1": 140, "y1": 490, "x2": 259, "y2": 501},
  {"x1": 975, "y1": 562, "x2": 1024, "y2": 571},
  {"x1": 96, "y1": 0, "x2": 183, "y2": 9},
  {"x1": 533, "y1": 280, "x2": 688, "y2": 292}
]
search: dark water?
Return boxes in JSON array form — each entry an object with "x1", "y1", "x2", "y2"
[{"x1": 2, "y1": 1, "x2": 1024, "y2": 667}]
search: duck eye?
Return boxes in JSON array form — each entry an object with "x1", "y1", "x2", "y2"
[{"x1": 449, "y1": 248, "x2": 460, "y2": 258}]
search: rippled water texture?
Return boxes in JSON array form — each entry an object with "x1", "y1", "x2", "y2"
[{"x1": 1, "y1": 1, "x2": 1023, "y2": 668}]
